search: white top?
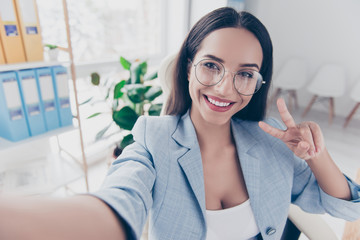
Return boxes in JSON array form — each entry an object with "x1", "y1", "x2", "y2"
[{"x1": 206, "y1": 199, "x2": 260, "y2": 240}]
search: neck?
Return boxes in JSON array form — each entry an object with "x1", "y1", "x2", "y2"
[{"x1": 190, "y1": 113, "x2": 233, "y2": 150}]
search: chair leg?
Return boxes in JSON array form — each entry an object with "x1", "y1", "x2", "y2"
[
  {"x1": 291, "y1": 90, "x2": 299, "y2": 110},
  {"x1": 270, "y1": 88, "x2": 282, "y2": 106},
  {"x1": 329, "y1": 97, "x2": 334, "y2": 125},
  {"x1": 288, "y1": 92, "x2": 293, "y2": 113},
  {"x1": 302, "y1": 95, "x2": 317, "y2": 118},
  {"x1": 344, "y1": 102, "x2": 360, "y2": 128}
]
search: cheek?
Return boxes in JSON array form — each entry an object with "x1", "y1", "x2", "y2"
[
  {"x1": 188, "y1": 76, "x2": 197, "y2": 99},
  {"x1": 241, "y1": 96, "x2": 253, "y2": 107},
  {"x1": 188, "y1": 72, "x2": 206, "y2": 102},
  {"x1": 187, "y1": 63, "x2": 193, "y2": 81}
]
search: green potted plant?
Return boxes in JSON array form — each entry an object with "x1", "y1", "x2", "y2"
[{"x1": 86, "y1": 56, "x2": 163, "y2": 157}]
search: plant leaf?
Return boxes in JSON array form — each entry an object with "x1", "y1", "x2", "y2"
[
  {"x1": 130, "y1": 61, "x2": 147, "y2": 84},
  {"x1": 45, "y1": 44, "x2": 57, "y2": 49},
  {"x1": 139, "y1": 61, "x2": 147, "y2": 75},
  {"x1": 148, "y1": 103, "x2": 163, "y2": 116},
  {"x1": 112, "y1": 106, "x2": 139, "y2": 130},
  {"x1": 120, "y1": 134, "x2": 134, "y2": 149},
  {"x1": 113, "y1": 80, "x2": 127, "y2": 99},
  {"x1": 91, "y1": 72, "x2": 100, "y2": 85},
  {"x1": 144, "y1": 71, "x2": 158, "y2": 81},
  {"x1": 144, "y1": 86, "x2": 162, "y2": 101},
  {"x1": 79, "y1": 97, "x2": 93, "y2": 105},
  {"x1": 87, "y1": 112, "x2": 102, "y2": 119},
  {"x1": 120, "y1": 56, "x2": 131, "y2": 70},
  {"x1": 95, "y1": 122, "x2": 113, "y2": 141},
  {"x1": 127, "y1": 85, "x2": 151, "y2": 103}
]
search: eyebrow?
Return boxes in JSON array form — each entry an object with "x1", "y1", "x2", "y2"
[{"x1": 202, "y1": 54, "x2": 260, "y2": 70}]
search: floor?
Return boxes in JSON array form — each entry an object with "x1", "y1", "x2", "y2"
[{"x1": 59, "y1": 98, "x2": 360, "y2": 240}]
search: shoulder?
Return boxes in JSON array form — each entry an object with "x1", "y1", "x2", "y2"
[
  {"x1": 232, "y1": 116, "x2": 293, "y2": 157},
  {"x1": 232, "y1": 117, "x2": 286, "y2": 139},
  {"x1": 133, "y1": 114, "x2": 179, "y2": 132},
  {"x1": 132, "y1": 114, "x2": 180, "y2": 143}
]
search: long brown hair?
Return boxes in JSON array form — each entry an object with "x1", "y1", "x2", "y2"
[{"x1": 165, "y1": 7, "x2": 273, "y2": 121}]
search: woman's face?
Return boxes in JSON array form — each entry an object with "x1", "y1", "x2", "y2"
[{"x1": 188, "y1": 27, "x2": 263, "y2": 127}]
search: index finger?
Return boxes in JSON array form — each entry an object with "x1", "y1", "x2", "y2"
[
  {"x1": 259, "y1": 121, "x2": 286, "y2": 140},
  {"x1": 277, "y1": 98, "x2": 296, "y2": 128}
]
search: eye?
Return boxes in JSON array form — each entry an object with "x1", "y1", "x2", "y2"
[
  {"x1": 237, "y1": 70, "x2": 255, "y2": 79},
  {"x1": 202, "y1": 61, "x2": 221, "y2": 71}
]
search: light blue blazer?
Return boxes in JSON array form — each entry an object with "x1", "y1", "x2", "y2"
[{"x1": 93, "y1": 111, "x2": 360, "y2": 240}]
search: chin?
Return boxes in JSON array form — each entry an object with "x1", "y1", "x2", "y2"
[{"x1": 201, "y1": 109, "x2": 235, "y2": 126}]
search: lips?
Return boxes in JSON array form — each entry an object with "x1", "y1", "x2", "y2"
[{"x1": 203, "y1": 95, "x2": 234, "y2": 112}]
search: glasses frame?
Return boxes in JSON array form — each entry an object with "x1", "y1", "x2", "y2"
[{"x1": 192, "y1": 58, "x2": 266, "y2": 96}]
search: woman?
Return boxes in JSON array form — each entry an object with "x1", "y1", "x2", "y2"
[
  {"x1": 91, "y1": 7, "x2": 360, "y2": 239},
  {"x1": 0, "y1": 7, "x2": 359, "y2": 240}
]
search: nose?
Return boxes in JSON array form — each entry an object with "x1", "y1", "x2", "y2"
[{"x1": 213, "y1": 71, "x2": 235, "y2": 96}]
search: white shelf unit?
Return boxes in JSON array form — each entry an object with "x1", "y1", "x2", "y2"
[
  {"x1": 0, "y1": 61, "x2": 69, "y2": 72},
  {"x1": 0, "y1": 66, "x2": 89, "y2": 195},
  {"x1": 0, "y1": 0, "x2": 90, "y2": 195},
  {"x1": 0, "y1": 125, "x2": 86, "y2": 195}
]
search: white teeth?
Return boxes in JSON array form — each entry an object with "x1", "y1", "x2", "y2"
[{"x1": 207, "y1": 96, "x2": 230, "y2": 107}]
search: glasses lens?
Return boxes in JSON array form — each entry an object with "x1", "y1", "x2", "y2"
[
  {"x1": 195, "y1": 59, "x2": 224, "y2": 86},
  {"x1": 234, "y1": 69, "x2": 263, "y2": 96}
]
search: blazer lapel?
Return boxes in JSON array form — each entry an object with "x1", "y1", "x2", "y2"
[
  {"x1": 231, "y1": 119, "x2": 262, "y2": 225},
  {"x1": 172, "y1": 112, "x2": 206, "y2": 220},
  {"x1": 171, "y1": 113, "x2": 267, "y2": 229}
]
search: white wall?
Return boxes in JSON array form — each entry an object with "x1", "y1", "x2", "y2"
[
  {"x1": 163, "y1": 0, "x2": 229, "y2": 61},
  {"x1": 190, "y1": 0, "x2": 227, "y2": 26},
  {"x1": 163, "y1": 0, "x2": 191, "y2": 57},
  {"x1": 164, "y1": 0, "x2": 228, "y2": 57},
  {"x1": 166, "y1": 0, "x2": 360, "y2": 117},
  {"x1": 247, "y1": 0, "x2": 360, "y2": 117}
]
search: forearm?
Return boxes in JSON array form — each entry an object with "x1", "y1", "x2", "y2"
[
  {"x1": 0, "y1": 195, "x2": 127, "y2": 240},
  {"x1": 307, "y1": 148, "x2": 351, "y2": 201}
]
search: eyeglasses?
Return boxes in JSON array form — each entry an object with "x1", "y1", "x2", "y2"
[{"x1": 192, "y1": 59, "x2": 266, "y2": 96}]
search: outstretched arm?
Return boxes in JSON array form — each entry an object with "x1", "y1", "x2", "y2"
[
  {"x1": 0, "y1": 195, "x2": 127, "y2": 240},
  {"x1": 259, "y1": 98, "x2": 351, "y2": 200}
]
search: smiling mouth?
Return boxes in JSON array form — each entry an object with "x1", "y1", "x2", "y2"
[{"x1": 204, "y1": 95, "x2": 234, "y2": 107}]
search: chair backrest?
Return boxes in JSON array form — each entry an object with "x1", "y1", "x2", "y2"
[
  {"x1": 308, "y1": 64, "x2": 346, "y2": 97},
  {"x1": 274, "y1": 57, "x2": 308, "y2": 90},
  {"x1": 158, "y1": 53, "x2": 177, "y2": 115},
  {"x1": 350, "y1": 80, "x2": 360, "y2": 102}
]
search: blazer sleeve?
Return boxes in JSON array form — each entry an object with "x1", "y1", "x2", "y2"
[
  {"x1": 291, "y1": 155, "x2": 360, "y2": 221},
  {"x1": 266, "y1": 117, "x2": 360, "y2": 222},
  {"x1": 90, "y1": 116, "x2": 155, "y2": 240}
]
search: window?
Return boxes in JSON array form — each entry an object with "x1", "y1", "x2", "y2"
[{"x1": 37, "y1": 0, "x2": 165, "y2": 63}]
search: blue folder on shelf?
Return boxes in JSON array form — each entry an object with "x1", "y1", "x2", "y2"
[
  {"x1": 17, "y1": 69, "x2": 46, "y2": 136},
  {"x1": 0, "y1": 71, "x2": 30, "y2": 141},
  {"x1": 51, "y1": 66, "x2": 73, "y2": 127},
  {"x1": 35, "y1": 67, "x2": 60, "y2": 131}
]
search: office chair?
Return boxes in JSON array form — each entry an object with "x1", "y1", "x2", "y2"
[
  {"x1": 302, "y1": 64, "x2": 346, "y2": 125},
  {"x1": 344, "y1": 80, "x2": 360, "y2": 128},
  {"x1": 270, "y1": 57, "x2": 308, "y2": 113}
]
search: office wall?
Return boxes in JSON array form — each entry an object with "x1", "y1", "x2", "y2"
[
  {"x1": 187, "y1": 0, "x2": 360, "y2": 117},
  {"x1": 190, "y1": 0, "x2": 227, "y2": 26},
  {"x1": 247, "y1": 0, "x2": 360, "y2": 117},
  {"x1": 165, "y1": 0, "x2": 190, "y2": 55},
  {"x1": 165, "y1": 0, "x2": 227, "y2": 55}
]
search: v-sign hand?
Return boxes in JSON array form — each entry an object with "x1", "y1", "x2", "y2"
[{"x1": 259, "y1": 98, "x2": 325, "y2": 160}]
